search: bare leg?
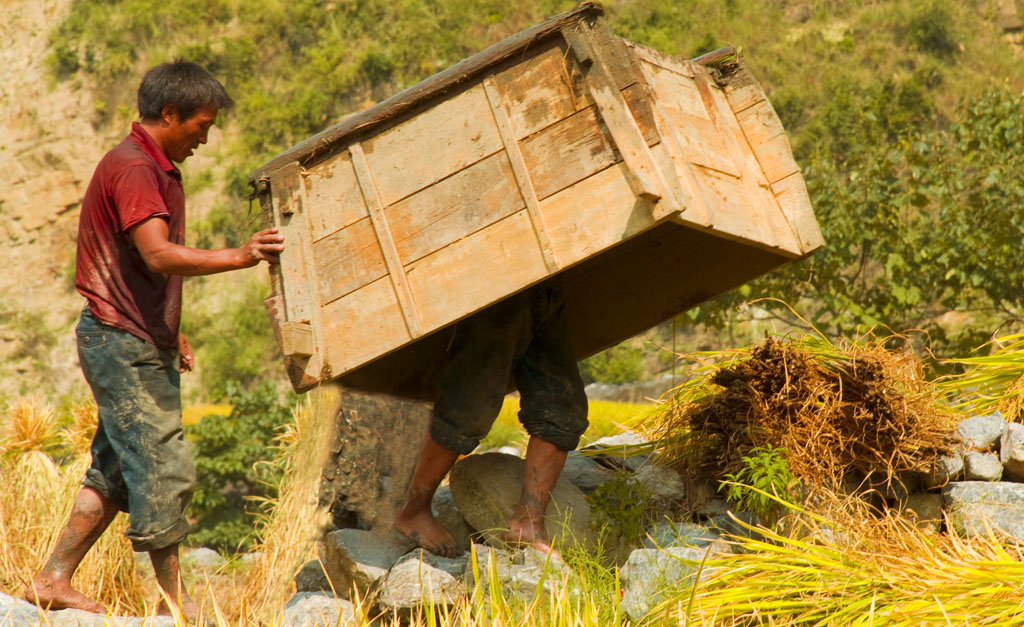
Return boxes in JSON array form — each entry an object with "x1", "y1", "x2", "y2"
[
  {"x1": 25, "y1": 486, "x2": 118, "y2": 613},
  {"x1": 502, "y1": 436, "x2": 567, "y2": 557},
  {"x1": 151, "y1": 544, "x2": 200, "y2": 622},
  {"x1": 394, "y1": 431, "x2": 461, "y2": 557}
]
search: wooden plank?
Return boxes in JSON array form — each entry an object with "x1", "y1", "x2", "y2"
[
  {"x1": 251, "y1": 3, "x2": 604, "y2": 180},
  {"x1": 735, "y1": 100, "x2": 787, "y2": 151},
  {"x1": 385, "y1": 151, "x2": 525, "y2": 265},
  {"x1": 304, "y1": 151, "x2": 369, "y2": 242},
  {"x1": 268, "y1": 163, "x2": 314, "y2": 324},
  {"x1": 281, "y1": 321, "x2": 314, "y2": 358},
  {"x1": 405, "y1": 210, "x2": 548, "y2": 333},
  {"x1": 540, "y1": 163, "x2": 658, "y2": 267},
  {"x1": 561, "y1": 24, "x2": 675, "y2": 210},
  {"x1": 735, "y1": 100, "x2": 801, "y2": 185},
  {"x1": 349, "y1": 142, "x2": 424, "y2": 339},
  {"x1": 360, "y1": 84, "x2": 503, "y2": 207},
  {"x1": 519, "y1": 106, "x2": 617, "y2": 200},
  {"x1": 626, "y1": 40, "x2": 695, "y2": 78},
  {"x1": 483, "y1": 77, "x2": 560, "y2": 272},
  {"x1": 721, "y1": 65, "x2": 767, "y2": 114},
  {"x1": 320, "y1": 276, "x2": 412, "y2": 375},
  {"x1": 313, "y1": 216, "x2": 388, "y2": 305},
  {"x1": 641, "y1": 62, "x2": 742, "y2": 177},
  {"x1": 701, "y1": 77, "x2": 803, "y2": 254},
  {"x1": 489, "y1": 42, "x2": 592, "y2": 140},
  {"x1": 771, "y1": 171, "x2": 824, "y2": 254}
]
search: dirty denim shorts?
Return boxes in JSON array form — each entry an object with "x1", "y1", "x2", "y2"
[
  {"x1": 431, "y1": 283, "x2": 589, "y2": 455},
  {"x1": 77, "y1": 308, "x2": 195, "y2": 552}
]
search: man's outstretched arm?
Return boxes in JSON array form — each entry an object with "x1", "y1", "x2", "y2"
[{"x1": 129, "y1": 216, "x2": 284, "y2": 276}]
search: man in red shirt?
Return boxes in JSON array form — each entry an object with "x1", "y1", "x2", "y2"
[{"x1": 25, "y1": 60, "x2": 284, "y2": 621}]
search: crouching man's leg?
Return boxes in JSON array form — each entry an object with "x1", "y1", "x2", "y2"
[
  {"x1": 393, "y1": 432, "x2": 461, "y2": 558},
  {"x1": 25, "y1": 486, "x2": 119, "y2": 613},
  {"x1": 504, "y1": 284, "x2": 590, "y2": 557}
]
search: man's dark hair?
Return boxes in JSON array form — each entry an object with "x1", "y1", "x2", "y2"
[{"x1": 137, "y1": 60, "x2": 234, "y2": 121}]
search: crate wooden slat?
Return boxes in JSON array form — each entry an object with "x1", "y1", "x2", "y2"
[{"x1": 252, "y1": 2, "x2": 823, "y2": 398}]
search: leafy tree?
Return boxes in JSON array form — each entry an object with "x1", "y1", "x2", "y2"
[{"x1": 185, "y1": 381, "x2": 292, "y2": 553}]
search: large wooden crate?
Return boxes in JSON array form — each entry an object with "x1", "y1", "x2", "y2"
[{"x1": 251, "y1": 2, "x2": 823, "y2": 399}]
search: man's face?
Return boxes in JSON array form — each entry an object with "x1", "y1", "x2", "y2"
[{"x1": 163, "y1": 103, "x2": 218, "y2": 163}]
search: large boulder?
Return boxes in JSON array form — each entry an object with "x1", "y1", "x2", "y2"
[
  {"x1": 943, "y1": 481, "x2": 1024, "y2": 542},
  {"x1": 294, "y1": 559, "x2": 333, "y2": 593},
  {"x1": 561, "y1": 454, "x2": 616, "y2": 493},
  {"x1": 449, "y1": 453, "x2": 599, "y2": 550},
  {"x1": 466, "y1": 543, "x2": 568, "y2": 601},
  {"x1": 642, "y1": 521, "x2": 728, "y2": 553},
  {"x1": 0, "y1": 591, "x2": 177, "y2": 626},
  {"x1": 320, "y1": 528, "x2": 414, "y2": 599}
]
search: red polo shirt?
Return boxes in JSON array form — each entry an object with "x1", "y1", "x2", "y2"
[{"x1": 75, "y1": 122, "x2": 185, "y2": 349}]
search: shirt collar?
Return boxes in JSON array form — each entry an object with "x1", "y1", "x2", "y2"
[{"x1": 130, "y1": 121, "x2": 180, "y2": 176}]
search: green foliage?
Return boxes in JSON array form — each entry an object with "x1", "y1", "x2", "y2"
[
  {"x1": 901, "y1": 0, "x2": 959, "y2": 57},
  {"x1": 721, "y1": 444, "x2": 797, "y2": 524},
  {"x1": 579, "y1": 342, "x2": 645, "y2": 385},
  {"x1": 185, "y1": 380, "x2": 293, "y2": 553},
  {"x1": 586, "y1": 470, "x2": 654, "y2": 548}
]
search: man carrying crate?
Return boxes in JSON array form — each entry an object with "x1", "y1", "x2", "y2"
[
  {"x1": 25, "y1": 61, "x2": 284, "y2": 621},
  {"x1": 394, "y1": 282, "x2": 589, "y2": 558}
]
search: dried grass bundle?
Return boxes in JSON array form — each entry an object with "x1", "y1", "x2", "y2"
[{"x1": 655, "y1": 334, "x2": 957, "y2": 493}]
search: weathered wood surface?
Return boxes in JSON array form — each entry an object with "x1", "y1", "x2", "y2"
[{"x1": 252, "y1": 5, "x2": 822, "y2": 396}]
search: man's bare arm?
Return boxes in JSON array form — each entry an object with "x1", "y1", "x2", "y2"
[{"x1": 129, "y1": 216, "x2": 284, "y2": 276}]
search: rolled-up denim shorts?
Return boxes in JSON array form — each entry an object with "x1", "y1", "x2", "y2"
[
  {"x1": 430, "y1": 283, "x2": 589, "y2": 455},
  {"x1": 77, "y1": 308, "x2": 195, "y2": 552}
]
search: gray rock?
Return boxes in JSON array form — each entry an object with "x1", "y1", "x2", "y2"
[
  {"x1": 465, "y1": 543, "x2": 567, "y2": 601},
  {"x1": 964, "y1": 451, "x2": 1003, "y2": 482},
  {"x1": 956, "y1": 412, "x2": 1007, "y2": 450},
  {"x1": 1000, "y1": 422, "x2": 1024, "y2": 481},
  {"x1": 710, "y1": 511, "x2": 762, "y2": 542},
  {"x1": 281, "y1": 591, "x2": 356, "y2": 627},
  {"x1": 380, "y1": 553, "x2": 468, "y2": 610},
  {"x1": 449, "y1": 453, "x2": 598, "y2": 550},
  {"x1": 620, "y1": 547, "x2": 717, "y2": 621},
  {"x1": 183, "y1": 546, "x2": 225, "y2": 569},
  {"x1": 397, "y1": 549, "x2": 470, "y2": 579},
  {"x1": 295, "y1": 559, "x2": 333, "y2": 593},
  {"x1": 431, "y1": 485, "x2": 475, "y2": 553},
  {"x1": 629, "y1": 464, "x2": 686, "y2": 502},
  {"x1": 697, "y1": 498, "x2": 730, "y2": 519},
  {"x1": 924, "y1": 454, "x2": 964, "y2": 489},
  {"x1": 642, "y1": 521, "x2": 727, "y2": 554},
  {"x1": 943, "y1": 481, "x2": 1024, "y2": 542},
  {"x1": 902, "y1": 493, "x2": 943, "y2": 533},
  {"x1": 561, "y1": 454, "x2": 616, "y2": 493},
  {"x1": 320, "y1": 528, "x2": 414, "y2": 599}
]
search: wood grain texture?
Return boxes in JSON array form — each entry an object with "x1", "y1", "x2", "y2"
[
  {"x1": 488, "y1": 42, "x2": 592, "y2": 140},
  {"x1": 320, "y1": 276, "x2": 413, "y2": 375},
  {"x1": 349, "y1": 143, "x2": 424, "y2": 338},
  {"x1": 405, "y1": 210, "x2": 548, "y2": 333},
  {"x1": 281, "y1": 321, "x2": 314, "y2": 358},
  {"x1": 483, "y1": 78, "x2": 560, "y2": 272},
  {"x1": 385, "y1": 150, "x2": 524, "y2": 265},
  {"x1": 313, "y1": 216, "x2": 388, "y2": 305},
  {"x1": 303, "y1": 151, "x2": 369, "y2": 242},
  {"x1": 540, "y1": 163, "x2": 658, "y2": 268},
  {"x1": 362, "y1": 85, "x2": 503, "y2": 207},
  {"x1": 772, "y1": 171, "x2": 824, "y2": 253}
]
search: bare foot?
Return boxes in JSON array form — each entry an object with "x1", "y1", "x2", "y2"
[
  {"x1": 501, "y1": 516, "x2": 562, "y2": 562},
  {"x1": 394, "y1": 506, "x2": 459, "y2": 558},
  {"x1": 24, "y1": 576, "x2": 107, "y2": 614}
]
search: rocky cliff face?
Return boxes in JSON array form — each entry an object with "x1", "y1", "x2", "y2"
[{"x1": 0, "y1": 0, "x2": 118, "y2": 399}]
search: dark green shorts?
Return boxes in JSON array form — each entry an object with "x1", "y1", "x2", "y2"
[
  {"x1": 77, "y1": 308, "x2": 194, "y2": 552},
  {"x1": 430, "y1": 284, "x2": 589, "y2": 455}
]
